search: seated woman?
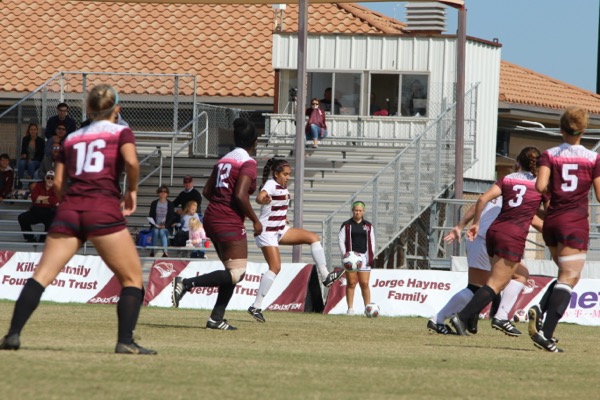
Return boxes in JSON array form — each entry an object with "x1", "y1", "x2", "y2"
[
  {"x1": 148, "y1": 185, "x2": 177, "y2": 257},
  {"x1": 18, "y1": 123, "x2": 44, "y2": 184},
  {"x1": 305, "y1": 98, "x2": 329, "y2": 149}
]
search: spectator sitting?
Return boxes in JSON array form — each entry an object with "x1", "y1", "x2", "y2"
[
  {"x1": 37, "y1": 136, "x2": 61, "y2": 180},
  {"x1": 18, "y1": 123, "x2": 45, "y2": 184},
  {"x1": 44, "y1": 102, "x2": 77, "y2": 140},
  {"x1": 18, "y1": 170, "x2": 59, "y2": 243},
  {"x1": 320, "y1": 87, "x2": 342, "y2": 115},
  {"x1": 369, "y1": 92, "x2": 382, "y2": 115},
  {"x1": 172, "y1": 175, "x2": 202, "y2": 215},
  {"x1": 188, "y1": 216, "x2": 207, "y2": 259},
  {"x1": 173, "y1": 200, "x2": 202, "y2": 247},
  {"x1": 148, "y1": 184, "x2": 177, "y2": 258},
  {"x1": 44, "y1": 122, "x2": 68, "y2": 158},
  {"x1": 0, "y1": 153, "x2": 15, "y2": 202},
  {"x1": 305, "y1": 98, "x2": 329, "y2": 148}
]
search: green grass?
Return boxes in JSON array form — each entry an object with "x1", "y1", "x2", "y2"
[{"x1": 1, "y1": 300, "x2": 597, "y2": 400}]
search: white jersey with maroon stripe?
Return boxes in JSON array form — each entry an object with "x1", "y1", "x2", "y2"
[{"x1": 258, "y1": 179, "x2": 290, "y2": 233}]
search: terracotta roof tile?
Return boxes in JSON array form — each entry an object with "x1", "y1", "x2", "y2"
[{"x1": 500, "y1": 61, "x2": 600, "y2": 115}]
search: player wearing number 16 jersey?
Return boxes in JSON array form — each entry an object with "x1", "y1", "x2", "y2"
[
  {"x1": 528, "y1": 107, "x2": 600, "y2": 352},
  {"x1": 449, "y1": 147, "x2": 544, "y2": 337},
  {"x1": 0, "y1": 84, "x2": 156, "y2": 354}
]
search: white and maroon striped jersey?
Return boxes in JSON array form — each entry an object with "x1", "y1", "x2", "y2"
[{"x1": 258, "y1": 179, "x2": 290, "y2": 233}]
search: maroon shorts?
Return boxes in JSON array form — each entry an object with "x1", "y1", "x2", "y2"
[
  {"x1": 485, "y1": 228, "x2": 525, "y2": 262},
  {"x1": 542, "y1": 214, "x2": 589, "y2": 250},
  {"x1": 49, "y1": 204, "x2": 126, "y2": 242},
  {"x1": 203, "y1": 215, "x2": 247, "y2": 243}
]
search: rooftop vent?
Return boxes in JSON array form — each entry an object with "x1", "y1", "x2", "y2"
[{"x1": 405, "y1": 2, "x2": 447, "y2": 34}]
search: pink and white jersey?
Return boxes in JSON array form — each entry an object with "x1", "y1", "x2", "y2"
[
  {"x1": 204, "y1": 147, "x2": 257, "y2": 225},
  {"x1": 258, "y1": 179, "x2": 290, "y2": 232},
  {"x1": 489, "y1": 171, "x2": 542, "y2": 240},
  {"x1": 57, "y1": 120, "x2": 135, "y2": 210},
  {"x1": 540, "y1": 143, "x2": 600, "y2": 220},
  {"x1": 477, "y1": 196, "x2": 502, "y2": 238}
]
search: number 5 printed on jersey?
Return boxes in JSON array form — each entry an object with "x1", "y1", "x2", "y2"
[
  {"x1": 73, "y1": 139, "x2": 106, "y2": 175},
  {"x1": 561, "y1": 163, "x2": 578, "y2": 192}
]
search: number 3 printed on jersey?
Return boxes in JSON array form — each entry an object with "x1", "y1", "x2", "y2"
[
  {"x1": 561, "y1": 164, "x2": 578, "y2": 192},
  {"x1": 73, "y1": 139, "x2": 106, "y2": 175},
  {"x1": 509, "y1": 184, "x2": 526, "y2": 207}
]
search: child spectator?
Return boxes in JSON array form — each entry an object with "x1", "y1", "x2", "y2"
[{"x1": 188, "y1": 216, "x2": 207, "y2": 259}]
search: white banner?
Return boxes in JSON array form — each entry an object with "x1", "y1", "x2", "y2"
[{"x1": 0, "y1": 251, "x2": 122, "y2": 304}]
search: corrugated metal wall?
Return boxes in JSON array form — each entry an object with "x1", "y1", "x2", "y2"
[{"x1": 273, "y1": 34, "x2": 501, "y2": 181}]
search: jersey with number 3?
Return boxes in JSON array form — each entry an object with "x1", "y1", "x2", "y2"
[
  {"x1": 490, "y1": 171, "x2": 542, "y2": 240},
  {"x1": 540, "y1": 143, "x2": 600, "y2": 221},
  {"x1": 204, "y1": 147, "x2": 257, "y2": 224},
  {"x1": 56, "y1": 120, "x2": 135, "y2": 210}
]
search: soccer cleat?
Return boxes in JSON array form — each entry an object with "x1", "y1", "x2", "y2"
[
  {"x1": 322, "y1": 269, "x2": 344, "y2": 287},
  {"x1": 346, "y1": 309, "x2": 355, "y2": 315},
  {"x1": 531, "y1": 332, "x2": 563, "y2": 353},
  {"x1": 248, "y1": 306, "x2": 266, "y2": 323},
  {"x1": 171, "y1": 276, "x2": 187, "y2": 308},
  {"x1": 427, "y1": 319, "x2": 453, "y2": 335},
  {"x1": 491, "y1": 318, "x2": 522, "y2": 336},
  {"x1": 467, "y1": 313, "x2": 479, "y2": 334},
  {"x1": 115, "y1": 341, "x2": 157, "y2": 355},
  {"x1": 206, "y1": 318, "x2": 237, "y2": 330},
  {"x1": 528, "y1": 305, "x2": 543, "y2": 337},
  {"x1": 0, "y1": 334, "x2": 20, "y2": 350},
  {"x1": 449, "y1": 314, "x2": 469, "y2": 336}
]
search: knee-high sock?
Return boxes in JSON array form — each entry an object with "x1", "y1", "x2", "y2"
[
  {"x1": 117, "y1": 287, "x2": 143, "y2": 344},
  {"x1": 210, "y1": 283, "x2": 236, "y2": 322},
  {"x1": 542, "y1": 283, "x2": 572, "y2": 339},
  {"x1": 433, "y1": 288, "x2": 474, "y2": 324},
  {"x1": 495, "y1": 280, "x2": 524, "y2": 320},
  {"x1": 539, "y1": 279, "x2": 557, "y2": 314},
  {"x1": 8, "y1": 278, "x2": 45, "y2": 336},
  {"x1": 184, "y1": 270, "x2": 231, "y2": 289},
  {"x1": 253, "y1": 270, "x2": 277, "y2": 309},
  {"x1": 457, "y1": 285, "x2": 496, "y2": 322},
  {"x1": 311, "y1": 242, "x2": 329, "y2": 281}
]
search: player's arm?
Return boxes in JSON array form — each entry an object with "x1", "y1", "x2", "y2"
[
  {"x1": 444, "y1": 204, "x2": 476, "y2": 244},
  {"x1": 53, "y1": 162, "x2": 66, "y2": 201},
  {"x1": 535, "y1": 165, "x2": 550, "y2": 194},
  {"x1": 120, "y1": 142, "x2": 139, "y2": 216},
  {"x1": 467, "y1": 185, "x2": 501, "y2": 241},
  {"x1": 593, "y1": 176, "x2": 600, "y2": 202},
  {"x1": 255, "y1": 189, "x2": 271, "y2": 205},
  {"x1": 202, "y1": 171, "x2": 217, "y2": 201},
  {"x1": 234, "y1": 174, "x2": 262, "y2": 236},
  {"x1": 338, "y1": 226, "x2": 347, "y2": 254}
]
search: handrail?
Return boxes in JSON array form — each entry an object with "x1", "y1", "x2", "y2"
[{"x1": 169, "y1": 110, "x2": 209, "y2": 185}]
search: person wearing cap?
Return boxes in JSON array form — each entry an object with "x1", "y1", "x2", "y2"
[
  {"x1": 172, "y1": 175, "x2": 202, "y2": 216},
  {"x1": 44, "y1": 102, "x2": 77, "y2": 140},
  {"x1": 18, "y1": 170, "x2": 59, "y2": 243}
]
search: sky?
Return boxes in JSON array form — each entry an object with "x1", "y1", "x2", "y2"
[{"x1": 362, "y1": 1, "x2": 599, "y2": 93}]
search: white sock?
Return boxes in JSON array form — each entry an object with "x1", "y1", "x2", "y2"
[
  {"x1": 433, "y1": 288, "x2": 474, "y2": 324},
  {"x1": 310, "y1": 241, "x2": 329, "y2": 281},
  {"x1": 253, "y1": 270, "x2": 277, "y2": 309},
  {"x1": 495, "y1": 280, "x2": 524, "y2": 320}
]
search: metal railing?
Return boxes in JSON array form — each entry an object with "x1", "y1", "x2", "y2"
[{"x1": 320, "y1": 84, "x2": 480, "y2": 268}]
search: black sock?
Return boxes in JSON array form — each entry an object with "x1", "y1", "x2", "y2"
[
  {"x1": 184, "y1": 270, "x2": 231, "y2": 289},
  {"x1": 489, "y1": 292, "x2": 502, "y2": 319},
  {"x1": 8, "y1": 278, "x2": 45, "y2": 336},
  {"x1": 117, "y1": 287, "x2": 143, "y2": 345},
  {"x1": 542, "y1": 283, "x2": 571, "y2": 339},
  {"x1": 539, "y1": 279, "x2": 557, "y2": 314},
  {"x1": 210, "y1": 283, "x2": 236, "y2": 322},
  {"x1": 457, "y1": 285, "x2": 496, "y2": 322}
]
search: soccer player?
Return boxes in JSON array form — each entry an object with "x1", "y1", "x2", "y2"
[
  {"x1": 0, "y1": 84, "x2": 156, "y2": 354},
  {"x1": 247, "y1": 158, "x2": 342, "y2": 323},
  {"x1": 528, "y1": 106, "x2": 600, "y2": 352},
  {"x1": 449, "y1": 147, "x2": 544, "y2": 338},
  {"x1": 171, "y1": 118, "x2": 261, "y2": 330}
]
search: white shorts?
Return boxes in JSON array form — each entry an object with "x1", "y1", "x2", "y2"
[
  {"x1": 255, "y1": 224, "x2": 291, "y2": 248},
  {"x1": 465, "y1": 235, "x2": 491, "y2": 271},
  {"x1": 345, "y1": 252, "x2": 371, "y2": 272}
]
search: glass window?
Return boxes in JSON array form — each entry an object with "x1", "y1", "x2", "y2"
[
  {"x1": 335, "y1": 73, "x2": 361, "y2": 116},
  {"x1": 401, "y1": 75, "x2": 429, "y2": 117},
  {"x1": 370, "y1": 74, "x2": 400, "y2": 116},
  {"x1": 278, "y1": 70, "x2": 298, "y2": 114},
  {"x1": 308, "y1": 72, "x2": 333, "y2": 113}
]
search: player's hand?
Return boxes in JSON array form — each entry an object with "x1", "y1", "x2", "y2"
[
  {"x1": 253, "y1": 221, "x2": 263, "y2": 237},
  {"x1": 466, "y1": 224, "x2": 479, "y2": 242},
  {"x1": 121, "y1": 190, "x2": 137, "y2": 216},
  {"x1": 261, "y1": 195, "x2": 272, "y2": 205},
  {"x1": 443, "y1": 226, "x2": 462, "y2": 244}
]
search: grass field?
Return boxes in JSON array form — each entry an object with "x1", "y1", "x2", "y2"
[{"x1": 1, "y1": 300, "x2": 598, "y2": 400}]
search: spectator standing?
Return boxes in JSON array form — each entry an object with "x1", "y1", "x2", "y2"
[
  {"x1": 338, "y1": 201, "x2": 376, "y2": 315},
  {"x1": 18, "y1": 123, "x2": 45, "y2": 182},
  {"x1": 44, "y1": 102, "x2": 77, "y2": 140},
  {"x1": 0, "y1": 153, "x2": 15, "y2": 202},
  {"x1": 320, "y1": 87, "x2": 341, "y2": 115},
  {"x1": 305, "y1": 98, "x2": 329, "y2": 148},
  {"x1": 44, "y1": 122, "x2": 68, "y2": 158},
  {"x1": 148, "y1": 184, "x2": 176, "y2": 257},
  {"x1": 18, "y1": 170, "x2": 59, "y2": 243},
  {"x1": 172, "y1": 175, "x2": 203, "y2": 215}
]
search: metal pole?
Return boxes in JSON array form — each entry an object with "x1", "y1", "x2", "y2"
[
  {"x1": 453, "y1": 5, "x2": 466, "y2": 255},
  {"x1": 292, "y1": 0, "x2": 309, "y2": 262}
]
